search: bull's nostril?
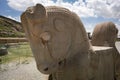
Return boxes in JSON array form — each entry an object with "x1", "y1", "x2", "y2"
[
  {"x1": 58, "y1": 61, "x2": 63, "y2": 66},
  {"x1": 44, "y1": 67, "x2": 48, "y2": 71}
]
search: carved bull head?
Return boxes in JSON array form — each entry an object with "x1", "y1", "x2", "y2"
[
  {"x1": 91, "y1": 22, "x2": 118, "y2": 47},
  {"x1": 21, "y1": 4, "x2": 90, "y2": 74}
]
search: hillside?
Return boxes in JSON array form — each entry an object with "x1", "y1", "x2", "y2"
[{"x1": 0, "y1": 15, "x2": 25, "y2": 37}]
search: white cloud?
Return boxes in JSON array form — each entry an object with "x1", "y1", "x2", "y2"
[
  {"x1": 7, "y1": 0, "x2": 120, "y2": 18},
  {"x1": 6, "y1": 15, "x2": 20, "y2": 22},
  {"x1": 7, "y1": 0, "x2": 95, "y2": 17},
  {"x1": 110, "y1": 1, "x2": 120, "y2": 18},
  {"x1": 7, "y1": 0, "x2": 34, "y2": 11},
  {"x1": 87, "y1": 0, "x2": 120, "y2": 18}
]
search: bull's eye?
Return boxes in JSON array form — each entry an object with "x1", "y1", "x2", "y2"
[{"x1": 40, "y1": 32, "x2": 51, "y2": 45}]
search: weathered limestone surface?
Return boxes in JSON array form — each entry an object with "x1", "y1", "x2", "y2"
[
  {"x1": 21, "y1": 4, "x2": 120, "y2": 80},
  {"x1": 92, "y1": 46, "x2": 114, "y2": 80},
  {"x1": 91, "y1": 22, "x2": 118, "y2": 47},
  {"x1": 21, "y1": 4, "x2": 91, "y2": 80},
  {"x1": 90, "y1": 46, "x2": 120, "y2": 80},
  {"x1": 91, "y1": 22, "x2": 120, "y2": 80}
]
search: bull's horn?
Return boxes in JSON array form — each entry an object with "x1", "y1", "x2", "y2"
[{"x1": 34, "y1": 4, "x2": 47, "y2": 19}]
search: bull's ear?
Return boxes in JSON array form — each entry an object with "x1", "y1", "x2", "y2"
[{"x1": 34, "y1": 4, "x2": 47, "y2": 19}]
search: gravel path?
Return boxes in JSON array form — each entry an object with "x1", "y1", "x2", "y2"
[
  {"x1": 0, "y1": 42, "x2": 120, "y2": 80},
  {"x1": 0, "y1": 59, "x2": 49, "y2": 80}
]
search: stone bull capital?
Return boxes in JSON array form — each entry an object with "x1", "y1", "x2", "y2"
[{"x1": 21, "y1": 4, "x2": 120, "y2": 80}]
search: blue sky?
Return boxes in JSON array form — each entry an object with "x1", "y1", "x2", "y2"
[{"x1": 0, "y1": 0, "x2": 120, "y2": 34}]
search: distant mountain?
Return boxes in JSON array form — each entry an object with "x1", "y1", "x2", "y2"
[{"x1": 0, "y1": 15, "x2": 25, "y2": 37}]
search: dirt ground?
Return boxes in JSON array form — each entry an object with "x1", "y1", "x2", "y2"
[
  {"x1": 0, "y1": 59, "x2": 49, "y2": 80},
  {"x1": 0, "y1": 41, "x2": 120, "y2": 80}
]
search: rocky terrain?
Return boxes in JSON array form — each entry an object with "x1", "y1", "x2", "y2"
[{"x1": 0, "y1": 15, "x2": 25, "y2": 37}]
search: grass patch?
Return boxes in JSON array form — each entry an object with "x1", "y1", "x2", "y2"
[{"x1": 0, "y1": 42, "x2": 33, "y2": 64}]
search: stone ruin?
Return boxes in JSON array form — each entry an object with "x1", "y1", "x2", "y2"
[
  {"x1": 21, "y1": 4, "x2": 120, "y2": 80},
  {"x1": 91, "y1": 22, "x2": 118, "y2": 47}
]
